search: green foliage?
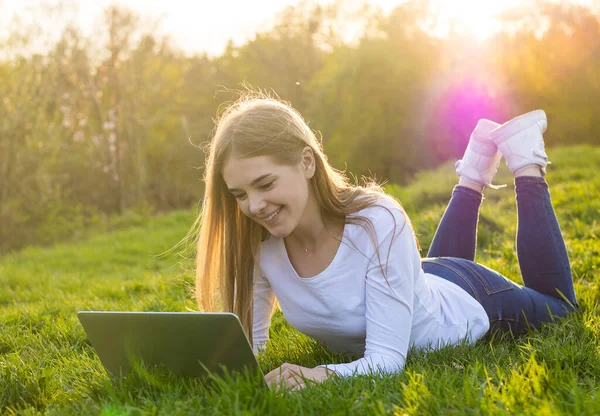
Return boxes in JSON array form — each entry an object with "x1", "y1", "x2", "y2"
[
  {"x1": 1, "y1": 146, "x2": 599, "y2": 414},
  {"x1": 2, "y1": 0, "x2": 600, "y2": 254}
]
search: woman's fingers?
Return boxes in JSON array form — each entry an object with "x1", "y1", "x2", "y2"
[
  {"x1": 265, "y1": 365, "x2": 307, "y2": 390},
  {"x1": 276, "y1": 369, "x2": 302, "y2": 387},
  {"x1": 265, "y1": 365, "x2": 285, "y2": 385},
  {"x1": 265, "y1": 364, "x2": 332, "y2": 392},
  {"x1": 276, "y1": 371, "x2": 305, "y2": 391},
  {"x1": 291, "y1": 382, "x2": 306, "y2": 392},
  {"x1": 265, "y1": 363, "x2": 293, "y2": 381}
]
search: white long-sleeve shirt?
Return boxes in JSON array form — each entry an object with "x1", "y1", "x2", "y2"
[{"x1": 252, "y1": 198, "x2": 490, "y2": 377}]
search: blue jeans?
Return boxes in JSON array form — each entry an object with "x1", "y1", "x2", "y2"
[{"x1": 421, "y1": 177, "x2": 578, "y2": 335}]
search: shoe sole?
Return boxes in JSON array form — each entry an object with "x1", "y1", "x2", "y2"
[{"x1": 489, "y1": 110, "x2": 546, "y2": 145}]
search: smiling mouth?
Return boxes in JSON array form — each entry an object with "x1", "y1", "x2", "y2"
[{"x1": 263, "y1": 207, "x2": 281, "y2": 222}]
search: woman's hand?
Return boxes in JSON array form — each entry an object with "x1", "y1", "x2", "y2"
[{"x1": 265, "y1": 363, "x2": 336, "y2": 391}]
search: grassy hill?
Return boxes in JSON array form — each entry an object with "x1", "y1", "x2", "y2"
[{"x1": 1, "y1": 145, "x2": 599, "y2": 415}]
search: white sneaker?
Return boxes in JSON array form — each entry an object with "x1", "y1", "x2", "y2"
[
  {"x1": 455, "y1": 119, "x2": 502, "y2": 187},
  {"x1": 489, "y1": 109, "x2": 549, "y2": 175}
]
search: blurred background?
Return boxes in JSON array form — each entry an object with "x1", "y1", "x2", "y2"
[{"x1": 1, "y1": 0, "x2": 599, "y2": 254}]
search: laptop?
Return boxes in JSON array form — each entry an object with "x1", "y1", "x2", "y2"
[{"x1": 78, "y1": 311, "x2": 264, "y2": 382}]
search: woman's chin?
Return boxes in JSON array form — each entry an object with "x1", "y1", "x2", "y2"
[
  {"x1": 266, "y1": 223, "x2": 292, "y2": 238},
  {"x1": 267, "y1": 228, "x2": 287, "y2": 238}
]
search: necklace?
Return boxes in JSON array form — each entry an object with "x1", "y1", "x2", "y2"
[
  {"x1": 288, "y1": 218, "x2": 344, "y2": 254},
  {"x1": 298, "y1": 224, "x2": 334, "y2": 253}
]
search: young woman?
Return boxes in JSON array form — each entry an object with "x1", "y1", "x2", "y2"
[{"x1": 192, "y1": 94, "x2": 578, "y2": 391}]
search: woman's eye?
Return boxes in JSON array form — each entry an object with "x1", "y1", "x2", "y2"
[{"x1": 230, "y1": 181, "x2": 273, "y2": 199}]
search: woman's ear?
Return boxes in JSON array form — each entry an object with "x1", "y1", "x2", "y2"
[{"x1": 301, "y1": 146, "x2": 316, "y2": 179}]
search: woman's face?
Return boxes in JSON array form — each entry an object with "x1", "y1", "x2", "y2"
[{"x1": 222, "y1": 151, "x2": 314, "y2": 237}]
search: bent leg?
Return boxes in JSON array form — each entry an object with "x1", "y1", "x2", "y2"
[
  {"x1": 515, "y1": 176, "x2": 578, "y2": 307},
  {"x1": 427, "y1": 186, "x2": 483, "y2": 261},
  {"x1": 422, "y1": 257, "x2": 575, "y2": 335}
]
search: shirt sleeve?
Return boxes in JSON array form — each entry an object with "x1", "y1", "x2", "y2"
[
  {"x1": 252, "y1": 268, "x2": 276, "y2": 354},
  {"x1": 319, "y1": 208, "x2": 418, "y2": 377}
]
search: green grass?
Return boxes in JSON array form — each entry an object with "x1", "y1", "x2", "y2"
[{"x1": 1, "y1": 145, "x2": 599, "y2": 415}]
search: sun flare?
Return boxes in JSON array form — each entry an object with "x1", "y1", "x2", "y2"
[
  {"x1": 374, "y1": 0, "x2": 521, "y2": 40},
  {"x1": 431, "y1": 0, "x2": 521, "y2": 40}
]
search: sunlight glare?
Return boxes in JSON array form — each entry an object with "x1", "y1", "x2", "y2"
[{"x1": 430, "y1": 0, "x2": 520, "y2": 40}]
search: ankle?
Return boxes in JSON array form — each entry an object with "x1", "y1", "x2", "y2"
[
  {"x1": 514, "y1": 165, "x2": 543, "y2": 178},
  {"x1": 458, "y1": 177, "x2": 484, "y2": 193}
]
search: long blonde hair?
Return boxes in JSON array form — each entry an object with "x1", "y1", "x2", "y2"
[{"x1": 192, "y1": 91, "x2": 411, "y2": 345}]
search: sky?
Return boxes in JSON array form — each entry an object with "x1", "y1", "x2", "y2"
[
  {"x1": 0, "y1": 0, "x2": 404, "y2": 56},
  {"x1": 1, "y1": 0, "x2": 596, "y2": 56}
]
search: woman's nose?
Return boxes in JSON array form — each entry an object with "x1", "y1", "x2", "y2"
[{"x1": 248, "y1": 194, "x2": 267, "y2": 216}]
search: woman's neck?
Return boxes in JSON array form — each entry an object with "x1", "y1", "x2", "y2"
[
  {"x1": 286, "y1": 213, "x2": 344, "y2": 253},
  {"x1": 285, "y1": 187, "x2": 344, "y2": 252}
]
